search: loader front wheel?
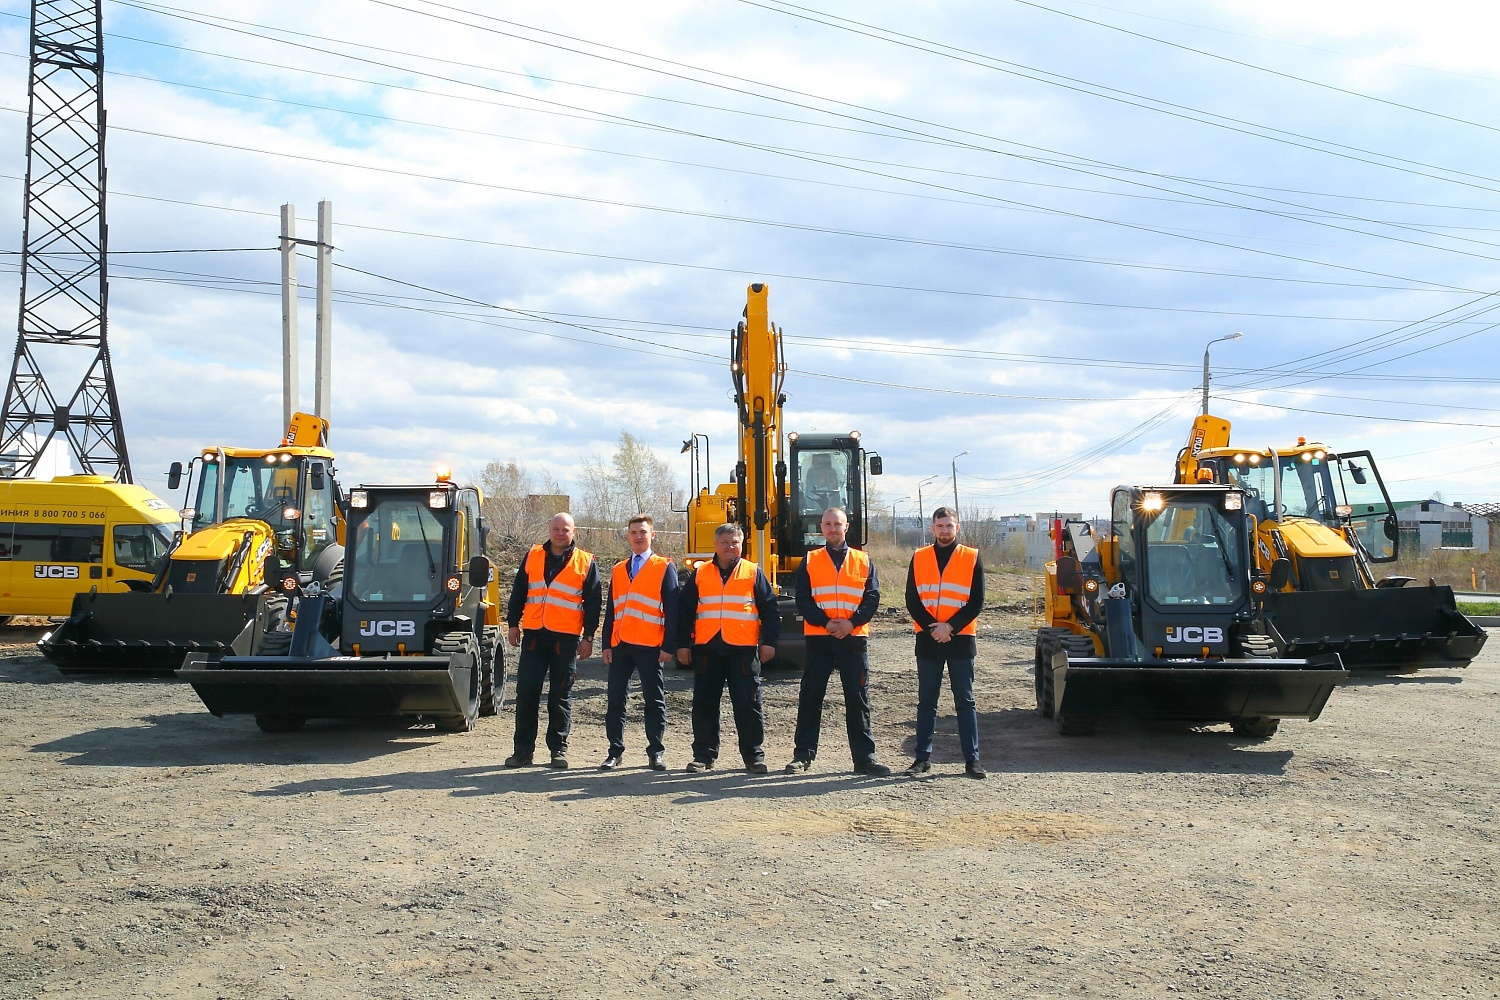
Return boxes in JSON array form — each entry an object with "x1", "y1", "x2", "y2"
[
  {"x1": 479, "y1": 626, "x2": 503, "y2": 717},
  {"x1": 433, "y1": 631, "x2": 480, "y2": 733},
  {"x1": 255, "y1": 715, "x2": 305, "y2": 733},
  {"x1": 254, "y1": 627, "x2": 292, "y2": 658},
  {"x1": 1232, "y1": 717, "x2": 1279, "y2": 739},
  {"x1": 1034, "y1": 629, "x2": 1067, "y2": 718}
]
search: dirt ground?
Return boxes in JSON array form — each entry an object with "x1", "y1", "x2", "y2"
[{"x1": 1, "y1": 607, "x2": 1496, "y2": 1000}]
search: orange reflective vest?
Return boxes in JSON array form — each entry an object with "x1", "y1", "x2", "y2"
[
  {"x1": 520, "y1": 544, "x2": 594, "y2": 636},
  {"x1": 803, "y1": 546, "x2": 871, "y2": 637},
  {"x1": 610, "y1": 554, "x2": 671, "y2": 648},
  {"x1": 912, "y1": 543, "x2": 978, "y2": 636},
  {"x1": 693, "y1": 558, "x2": 761, "y2": 647}
]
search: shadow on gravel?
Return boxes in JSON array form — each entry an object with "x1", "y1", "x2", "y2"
[
  {"x1": 1342, "y1": 674, "x2": 1465, "y2": 688},
  {"x1": 250, "y1": 763, "x2": 923, "y2": 805},
  {"x1": 31, "y1": 714, "x2": 437, "y2": 767},
  {"x1": 925, "y1": 707, "x2": 1299, "y2": 776}
]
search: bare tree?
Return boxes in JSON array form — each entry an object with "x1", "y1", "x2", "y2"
[
  {"x1": 478, "y1": 459, "x2": 565, "y2": 562},
  {"x1": 576, "y1": 431, "x2": 682, "y2": 559}
]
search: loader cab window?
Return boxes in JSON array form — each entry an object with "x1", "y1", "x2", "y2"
[
  {"x1": 793, "y1": 448, "x2": 856, "y2": 547},
  {"x1": 1205, "y1": 458, "x2": 1272, "y2": 523},
  {"x1": 1143, "y1": 502, "x2": 1243, "y2": 606},
  {"x1": 1276, "y1": 452, "x2": 1337, "y2": 523},
  {"x1": 298, "y1": 464, "x2": 339, "y2": 568},
  {"x1": 192, "y1": 457, "x2": 306, "y2": 532},
  {"x1": 348, "y1": 496, "x2": 447, "y2": 604},
  {"x1": 1335, "y1": 452, "x2": 1396, "y2": 562},
  {"x1": 112, "y1": 523, "x2": 174, "y2": 574},
  {"x1": 1111, "y1": 491, "x2": 1137, "y2": 583}
]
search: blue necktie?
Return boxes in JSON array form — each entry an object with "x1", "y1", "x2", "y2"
[{"x1": 629, "y1": 554, "x2": 642, "y2": 580}]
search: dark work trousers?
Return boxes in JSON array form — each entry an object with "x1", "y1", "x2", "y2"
[
  {"x1": 690, "y1": 646, "x2": 766, "y2": 765},
  {"x1": 793, "y1": 637, "x2": 876, "y2": 764},
  {"x1": 914, "y1": 653, "x2": 980, "y2": 763},
  {"x1": 512, "y1": 634, "x2": 579, "y2": 757},
  {"x1": 605, "y1": 642, "x2": 667, "y2": 757}
]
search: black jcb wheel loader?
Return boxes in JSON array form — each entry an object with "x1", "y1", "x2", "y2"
[
  {"x1": 178, "y1": 479, "x2": 506, "y2": 733},
  {"x1": 1035, "y1": 484, "x2": 1347, "y2": 737}
]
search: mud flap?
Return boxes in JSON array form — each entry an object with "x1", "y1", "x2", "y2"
[
  {"x1": 1263, "y1": 586, "x2": 1488, "y2": 671},
  {"x1": 177, "y1": 653, "x2": 472, "y2": 722},
  {"x1": 38, "y1": 592, "x2": 269, "y2": 675},
  {"x1": 1055, "y1": 653, "x2": 1346, "y2": 724}
]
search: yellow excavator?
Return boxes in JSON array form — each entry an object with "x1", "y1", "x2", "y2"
[
  {"x1": 39, "y1": 412, "x2": 344, "y2": 673},
  {"x1": 680, "y1": 283, "x2": 883, "y2": 668},
  {"x1": 1174, "y1": 413, "x2": 1486, "y2": 671}
]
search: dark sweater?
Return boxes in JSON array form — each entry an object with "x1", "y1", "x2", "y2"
[
  {"x1": 905, "y1": 541, "x2": 985, "y2": 658},
  {"x1": 505, "y1": 542, "x2": 603, "y2": 644}
]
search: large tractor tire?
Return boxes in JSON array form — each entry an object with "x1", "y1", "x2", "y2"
[
  {"x1": 1034, "y1": 628, "x2": 1068, "y2": 718},
  {"x1": 1232, "y1": 717, "x2": 1280, "y2": 739},
  {"x1": 433, "y1": 631, "x2": 480, "y2": 733},
  {"x1": 1054, "y1": 633, "x2": 1099, "y2": 736},
  {"x1": 479, "y1": 625, "x2": 503, "y2": 717}
]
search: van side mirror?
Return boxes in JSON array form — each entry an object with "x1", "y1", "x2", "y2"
[
  {"x1": 1269, "y1": 558, "x2": 1292, "y2": 591},
  {"x1": 167, "y1": 461, "x2": 183, "y2": 491},
  {"x1": 468, "y1": 554, "x2": 492, "y2": 588},
  {"x1": 867, "y1": 454, "x2": 883, "y2": 476},
  {"x1": 309, "y1": 462, "x2": 326, "y2": 492}
]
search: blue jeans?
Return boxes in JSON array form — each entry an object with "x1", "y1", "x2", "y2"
[
  {"x1": 914, "y1": 654, "x2": 979, "y2": 763},
  {"x1": 606, "y1": 642, "x2": 667, "y2": 757},
  {"x1": 512, "y1": 635, "x2": 578, "y2": 757}
]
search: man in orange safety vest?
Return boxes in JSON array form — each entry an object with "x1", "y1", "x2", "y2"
[{"x1": 600, "y1": 514, "x2": 680, "y2": 772}]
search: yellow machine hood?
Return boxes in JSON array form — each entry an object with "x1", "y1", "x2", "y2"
[{"x1": 1275, "y1": 518, "x2": 1355, "y2": 559}]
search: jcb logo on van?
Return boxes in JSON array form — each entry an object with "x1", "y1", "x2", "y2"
[
  {"x1": 359, "y1": 620, "x2": 416, "y2": 637},
  {"x1": 1164, "y1": 626, "x2": 1224, "y2": 644},
  {"x1": 33, "y1": 565, "x2": 79, "y2": 579}
]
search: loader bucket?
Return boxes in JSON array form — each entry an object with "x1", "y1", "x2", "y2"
[
  {"x1": 38, "y1": 591, "x2": 268, "y2": 675},
  {"x1": 1055, "y1": 655, "x2": 1345, "y2": 725},
  {"x1": 1263, "y1": 586, "x2": 1488, "y2": 672},
  {"x1": 177, "y1": 653, "x2": 475, "y2": 726}
]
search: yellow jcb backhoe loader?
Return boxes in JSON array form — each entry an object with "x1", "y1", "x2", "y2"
[
  {"x1": 1173, "y1": 413, "x2": 1486, "y2": 671},
  {"x1": 39, "y1": 413, "x2": 344, "y2": 674}
]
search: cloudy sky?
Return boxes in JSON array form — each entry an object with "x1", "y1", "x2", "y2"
[{"x1": 1, "y1": 0, "x2": 1498, "y2": 520}]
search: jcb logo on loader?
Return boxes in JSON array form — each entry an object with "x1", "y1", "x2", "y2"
[
  {"x1": 1164, "y1": 626, "x2": 1224, "y2": 644},
  {"x1": 359, "y1": 620, "x2": 416, "y2": 637},
  {"x1": 33, "y1": 565, "x2": 79, "y2": 579}
]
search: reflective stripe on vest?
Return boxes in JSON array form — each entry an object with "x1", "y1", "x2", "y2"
[
  {"x1": 912, "y1": 544, "x2": 978, "y2": 636},
  {"x1": 610, "y1": 554, "x2": 671, "y2": 648},
  {"x1": 520, "y1": 544, "x2": 594, "y2": 636},
  {"x1": 804, "y1": 546, "x2": 871, "y2": 637},
  {"x1": 693, "y1": 558, "x2": 761, "y2": 647}
]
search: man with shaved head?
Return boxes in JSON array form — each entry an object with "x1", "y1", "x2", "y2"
[
  {"x1": 786, "y1": 507, "x2": 889, "y2": 776},
  {"x1": 505, "y1": 511, "x2": 602, "y2": 770}
]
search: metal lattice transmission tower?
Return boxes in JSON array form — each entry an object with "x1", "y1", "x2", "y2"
[{"x1": 0, "y1": 0, "x2": 131, "y2": 482}]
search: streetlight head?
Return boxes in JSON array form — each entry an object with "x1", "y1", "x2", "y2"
[
  {"x1": 1226, "y1": 331, "x2": 1243, "y2": 341},
  {"x1": 954, "y1": 450, "x2": 969, "y2": 460}
]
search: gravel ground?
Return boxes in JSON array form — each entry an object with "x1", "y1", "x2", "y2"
[{"x1": 1, "y1": 610, "x2": 1496, "y2": 1000}]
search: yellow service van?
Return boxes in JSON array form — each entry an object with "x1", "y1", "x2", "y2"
[{"x1": 0, "y1": 475, "x2": 179, "y2": 620}]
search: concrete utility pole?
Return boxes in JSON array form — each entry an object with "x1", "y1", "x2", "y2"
[
  {"x1": 314, "y1": 200, "x2": 333, "y2": 424},
  {"x1": 951, "y1": 450, "x2": 968, "y2": 515},
  {"x1": 280, "y1": 203, "x2": 298, "y2": 429}
]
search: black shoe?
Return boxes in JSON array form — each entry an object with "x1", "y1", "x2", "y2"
[
  {"x1": 745, "y1": 760, "x2": 770, "y2": 774},
  {"x1": 906, "y1": 759, "x2": 931, "y2": 775},
  {"x1": 686, "y1": 759, "x2": 715, "y2": 773},
  {"x1": 784, "y1": 757, "x2": 812, "y2": 774},
  {"x1": 854, "y1": 759, "x2": 892, "y2": 777},
  {"x1": 550, "y1": 752, "x2": 570, "y2": 770},
  {"x1": 599, "y1": 754, "x2": 623, "y2": 771},
  {"x1": 504, "y1": 753, "x2": 533, "y2": 768},
  {"x1": 648, "y1": 753, "x2": 667, "y2": 771},
  {"x1": 965, "y1": 760, "x2": 987, "y2": 779}
]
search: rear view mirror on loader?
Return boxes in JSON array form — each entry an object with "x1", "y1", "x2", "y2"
[
  {"x1": 468, "y1": 555, "x2": 492, "y2": 588},
  {"x1": 1269, "y1": 558, "x2": 1292, "y2": 592},
  {"x1": 868, "y1": 455, "x2": 883, "y2": 475},
  {"x1": 309, "y1": 462, "x2": 327, "y2": 492},
  {"x1": 1384, "y1": 514, "x2": 1398, "y2": 541},
  {"x1": 167, "y1": 461, "x2": 183, "y2": 491}
]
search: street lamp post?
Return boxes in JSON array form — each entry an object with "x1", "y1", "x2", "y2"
[
  {"x1": 891, "y1": 496, "x2": 910, "y2": 545},
  {"x1": 917, "y1": 475, "x2": 942, "y2": 541},
  {"x1": 950, "y1": 450, "x2": 969, "y2": 515},
  {"x1": 1202, "y1": 331, "x2": 1243, "y2": 415}
]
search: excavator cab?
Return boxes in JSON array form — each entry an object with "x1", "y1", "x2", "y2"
[{"x1": 784, "y1": 431, "x2": 875, "y2": 559}]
